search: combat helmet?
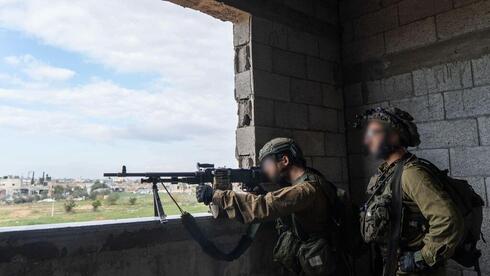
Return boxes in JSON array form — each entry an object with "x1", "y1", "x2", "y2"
[{"x1": 258, "y1": 137, "x2": 305, "y2": 164}]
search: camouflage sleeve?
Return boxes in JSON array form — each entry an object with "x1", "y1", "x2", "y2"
[
  {"x1": 212, "y1": 182, "x2": 317, "y2": 224},
  {"x1": 401, "y1": 166, "x2": 464, "y2": 266}
]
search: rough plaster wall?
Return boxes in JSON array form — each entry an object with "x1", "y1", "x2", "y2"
[
  {"x1": 340, "y1": 0, "x2": 490, "y2": 274},
  {"x1": 234, "y1": 0, "x2": 349, "y2": 189}
]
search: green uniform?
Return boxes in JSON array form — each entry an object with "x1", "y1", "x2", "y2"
[{"x1": 363, "y1": 154, "x2": 464, "y2": 275}]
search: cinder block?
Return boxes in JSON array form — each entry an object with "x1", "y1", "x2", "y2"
[
  {"x1": 306, "y1": 56, "x2": 336, "y2": 84},
  {"x1": 315, "y1": 1, "x2": 339, "y2": 26},
  {"x1": 284, "y1": 0, "x2": 314, "y2": 16},
  {"x1": 308, "y1": 106, "x2": 338, "y2": 131},
  {"x1": 365, "y1": 73, "x2": 413, "y2": 103},
  {"x1": 354, "y1": 6, "x2": 398, "y2": 38},
  {"x1": 325, "y1": 132, "x2": 347, "y2": 156},
  {"x1": 252, "y1": 42, "x2": 272, "y2": 72},
  {"x1": 444, "y1": 86, "x2": 490, "y2": 119},
  {"x1": 253, "y1": 98, "x2": 275, "y2": 127},
  {"x1": 417, "y1": 119, "x2": 479, "y2": 148},
  {"x1": 348, "y1": 154, "x2": 381, "y2": 179},
  {"x1": 450, "y1": 146, "x2": 490, "y2": 176},
  {"x1": 385, "y1": 17, "x2": 437, "y2": 54},
  {"x1": 233, "y1": 17, "x2": 250, "y2": 46},
  {"x1": 235, "y1": 70, "x2": 252, "y2": 100},
  {"x1": 338, "y1": 110, "x2": 346, "y2": 133},
  {"x1": 390, "y1": 93, "x2": 444, "y2": 122},
  {"x1": 235, "y1": 44, "x2": 251, "y2": 73},
  {"x1": 288, "y1": 28, "x2": 319, "y2": 56},
  {"x1": 318, "y1": 37, "x2": 340, "y2": 62},
  {"x1": 398, "y1": 0, "x2": 451, "y2": 25},
  {"x1": 472, "y1": 54, "x2": 490, "y2": 86},
  {"x1": 293, "y1": 130, "x2": 325, "y2": 156},
  {"x1": 342, "y1": 33, "x2": 385, "y2": 64},
  {"x1": 312, "y1": 157, "x2": 343, "y2": 182},
  {"x1": 252, "y1": 17, "x2": 288, "y2": 50},
  {"x1": 453, "y1": 0, "x2": 479, "y2": 8},
  {"x1": 413, "y1": 61, "x2": 472, "y2": 95},
  {"x1": 344, "y1": 83, "x2": 363, "y2": 107},
  {"x1": 322, "y1": 84, "x2": 343, "y2": 109},
  {"x1": 238, "y1": 99, "x2": 252, "y2": 127},
  {"x1": 478, "y1": 116, "x2": 490, "y2": 146},
  {"x1": 436, "y1": 1, "x2": 490, "y2": 40},
  {"x1": 274, "y1": 102, "x2": 308, "y2": 129},
  {"x1": 255, "y1": 126, "x2": 293, "y2": 150},
  {"x1": 272, "y1": 48, "x2": 307, "y2": 78},
  {"x1": 411, "y1": 148, "x2": 450, "y2": 169},
  {"x1": 290, "y1": 78, "x2": 323, "y2": 105},
  {"x1": 346, "y1": 129, "x2": 364, "y2": 154},
  {"x1": 253, "y1": 69, "x2": 290, "y2": 101},
  {"x1": 236, "y1": 126, "x2": 256, "y2": 156}
]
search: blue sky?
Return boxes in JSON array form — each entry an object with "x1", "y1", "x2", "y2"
[{"x1": 0, "y1": 0, "x2": 236, "y2": 178}]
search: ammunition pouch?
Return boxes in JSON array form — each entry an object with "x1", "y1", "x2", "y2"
[
  {"x1": 273, "y1": 230, "x2": 302, "y2": 273},
  {"x1": 298, "y1": 237, "x2": 337, "y2": 275},
  {"x1": 360, "y1": 194, "x2": 391, "y2": 243}
]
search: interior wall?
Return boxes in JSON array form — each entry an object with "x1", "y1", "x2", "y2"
[{"x1": 339, "y1": 0, "x2": 490, "y2": 273}]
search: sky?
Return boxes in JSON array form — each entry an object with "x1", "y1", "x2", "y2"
[{"x1": 0, "y1": 0, "x2": 237, "y2": 178}]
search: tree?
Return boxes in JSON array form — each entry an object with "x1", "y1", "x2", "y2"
[
  {"x1": 72, "y1": 186, "x2": 88, "y2": 198},
  {"x1": 64, "y1": 199, "x2": 76, "y2": 212},
  {"x1": 105, "y1": 193, "x2": 120, "y2": 205},
  {"x1": 92, "y1": 200, "x2": 102, "y2": 211},
  {"x1": 91, "y1": 181, "x2": 109, "y2": 191},
  {"x1": 53, "y1": 185, "x2": 65, "y2": 200},
  {"x1": 129, "y1": 197, "x2": 137, "y2": 205}
]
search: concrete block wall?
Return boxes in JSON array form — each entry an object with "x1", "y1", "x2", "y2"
[
  {"x1": 233, "y1": 1, "x2": 349, "y2": 189},
  {"x1": 340, "y1": 0, "x2": 490, "y2": 273}
]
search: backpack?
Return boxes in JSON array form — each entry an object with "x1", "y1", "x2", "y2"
[{"x1": 411, "y1": 158, "x2": 485, "y2": 271}]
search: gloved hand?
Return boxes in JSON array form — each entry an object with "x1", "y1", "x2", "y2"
[
  {"x1": 399, "y1": 251, "x2": 428, "y2": 272},
  {"x1": 196, "y1": 185, "x2": 214, "y2": 205}
]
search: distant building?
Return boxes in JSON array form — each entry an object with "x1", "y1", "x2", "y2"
[{"x1": 0, "y1": 176, "x2": 28, "y2": 197}]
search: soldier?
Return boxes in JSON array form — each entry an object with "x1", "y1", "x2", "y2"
[
  {"x1": 357, "y1": 107, "x2": 464, "y2": 276},
  {"x1": 196, "y1": 137, "x2": 348, "y2": 275}
]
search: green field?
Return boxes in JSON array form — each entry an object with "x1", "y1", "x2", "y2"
[{"x1": 0, "y1": 192, "x2": 209, "y2": 227}]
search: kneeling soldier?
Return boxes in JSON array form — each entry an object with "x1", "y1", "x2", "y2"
[
  {"x1": 196, "y1": 137, "x2": 348, "y2": 275},
  {"x1": 357, "y1": 107, "x2": 464, "y2": 276}
]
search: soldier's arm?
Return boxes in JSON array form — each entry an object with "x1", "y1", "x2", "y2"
[
  {"x1": 212, "y1": 182, "x2": 317, "y2": 224},
  {"x1": 401, "y1": 166, "x2": 464, "y2": 266}
]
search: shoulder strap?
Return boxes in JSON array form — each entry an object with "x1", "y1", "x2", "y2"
[{"x1": 384, "y1": 162, "x2": 404, "y2": 276}]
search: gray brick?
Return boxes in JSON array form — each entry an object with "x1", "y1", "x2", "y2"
[
  {"x1": 472, "y1": 54, "x2": 490, "y2": 86},
  {"x1": 253, "y1": 98, "x2": 274, "y2": 127},
  {"x1": 354, "y1": 6, "x2": 398, "y2": 38},
  {"x1": 445, "y1": 86, "x2": 490, "y2": 119},
  {"x1": 436, "y1": 1, "x2": 490, "y2": 40},
  {"x1": 293, "y1": 130, "x2": 325, "y2": 156},
  {"x1": 411, "y1": 148, "x2": 449, "y2": 169},
  {"x1": 478, "y1": 116, "x2": 490, "y2": 146},
  {"x1": 342, "y1": 33, "x2": 385, "y2": 64},
  {"x1": 390, "y1": 93, "x2": 444, "y2": 122},
  {"x1": 348, "y1": 154, "x2": 381, "y2": 179},
  {"x1": 252, "y1": 17, "x2": 288, "y2": 50},
  {"x1": 365, "y1": 73, "x2": 413, "y2": 103},
  {"x1": 318, "y1": 37, "x2": 340, "y2": 62},
  {"x1": 235, "y1": 44, "x2": 251, "y2": 73},
  {"x1": 275, "y1": 102, "x2": 308, "y2": 129},
  {"x1": 284, "y1": 0, "x2": 314, "y2": 15},
  {"x1": 236, "y1": 126, "x2": 255, "y2": 156},
  {"x1": 290, "y1": 78, "x2": 322, "y2": 105},
  {"x1": 312, "y1": 157, "x2": 343, "y2": 182},
  {"x1": 253, "y1": 70, "x2": 290, "y2": 101},
  {"x1": 252, "y1": 42, "x2": 272, "y2": 72},
  {"x1": 288, "y1": 28, "x2": 319, "y2": 56},
  {"x1": 344, "y1": 83, "x2": 363, "y2": 106},
  {"x1": 453, "y1": 0, "x2": 479, "y2": 8},
  {"x1": 413, "y1": 61, "x2": 472, "y2": 95},
  {"x1": 272, "y1": 49, "x2": 306, "y2": 78},
  {"x1": 235, "y1": 70, "x2": 252, "y2": 100},
  {"x1": 309, "y1": 106, "x2": 338, "y2": 131},
  {"x1": 306, "y1": 56, "x2": 336, "y2": 84},
  {"x1": 338, "y1": 110, "x2": 346, "y2": 134},
  {"x1": 385, "y1": 17, "x2": 436, "y2": 54},
  {"x1": 398, "y1": 0, "x2": 451, "y2": 25},
  {"x1": 238, "y1": 99, "x2": 252, "y2": 127},
  {"x1": 322, "y1": 84, "x2": 343, "y2": 109},
  {"x1": 233, "y1": 17, "x2": 250, "y2": 46},
  {"x1": 255, "y1": 126, "x2": 293, "y2": 150},
  {"x1": 450, "y1": 146, "x2": 490, "y2": 176},
  {"x1": 325, "y1": 132, "x2": 347, "y2": 157},
  {"x1": 346, "y1": 129, "x2": 364, "y2": 154},
  {"x1": 417, "y1": 119, "x2": 479, "y2": 148}
]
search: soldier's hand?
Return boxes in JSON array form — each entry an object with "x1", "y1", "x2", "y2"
[
  {"x1": 398, "y1": 251, "x2": 428, "y2": 272},
  {"x1": 196, "y1": 185, "x2": 214, "y2": 205}
]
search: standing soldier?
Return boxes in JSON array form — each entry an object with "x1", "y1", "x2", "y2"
[
  {"x1": 356, "y1": 107, "x2": 464, "y2": 276},
  {"x1": 196, "y1": 137, "x2": 349, "y2": 275}
]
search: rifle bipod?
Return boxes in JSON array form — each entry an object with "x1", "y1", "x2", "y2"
[{"x1": 151, "y1": 180, "x2": 167, "y2": 223}]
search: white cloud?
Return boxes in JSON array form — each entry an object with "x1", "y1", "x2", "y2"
[{"x1": 4, "y1": 54, "x2": 75, "y2": 81}]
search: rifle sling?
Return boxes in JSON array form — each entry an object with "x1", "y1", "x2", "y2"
[{"x1": 384, "y1": 162, "x2": 405, "y2": 276}]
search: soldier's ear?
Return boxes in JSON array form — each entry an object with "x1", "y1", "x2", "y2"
[{"x1": 281, "y1": 155, "x2": 290, "y2": 167}]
